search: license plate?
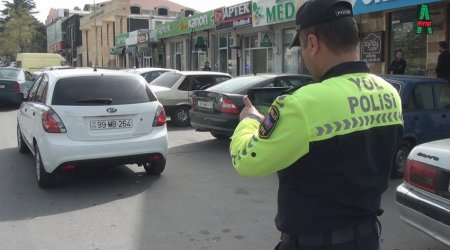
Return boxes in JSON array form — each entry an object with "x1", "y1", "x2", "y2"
[
  {"x1": 90, "y1": 119, "x2": 133, "y2": 130},
  {"x1": 0, "y1": 85, "x2": 5, "y2": 89},
  {"x1": 197, "y1": 100, "x2": 214, "y2": 109}
]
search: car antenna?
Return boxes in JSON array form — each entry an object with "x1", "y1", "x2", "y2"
[
  {"x1": 93, "y1": 64, "x2": 97, "y2": 72},
  {"x1": 252, "y1": 68, "x2": 256, "y2": 76}
]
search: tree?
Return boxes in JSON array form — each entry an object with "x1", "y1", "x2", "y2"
[
  {"x1": 0, "y1": 5, "x2": 46, "y2": 57},
  {"x1": 74, "y1": 6, "x2": 81, "y2": 11},
  {"x1": 1, "y1": 0, "x2": 36, "y2": 18}
]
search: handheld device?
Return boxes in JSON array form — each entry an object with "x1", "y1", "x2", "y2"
[{"x1": 247, "y1": 87, "x2": 290, "y2": 114}]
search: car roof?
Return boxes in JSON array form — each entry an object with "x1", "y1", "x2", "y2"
[
  {"x1": 234, "y1": 73, "x2": 311, "y2": 79},
  {"x1": 380, "y1": 74, "x2": 448, "y2": 85},
  {"x1": 174, "y1": 71, "x2": 231, "y2": 76},
  {"x1": 45, "y1": 68, "x2": 136, "y2": 78},
  {"x1": 125, "y1": 67, "x2": 173, "y2": 73}
]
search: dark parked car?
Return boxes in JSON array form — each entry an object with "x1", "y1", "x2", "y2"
[
  {"x1": 190, "y1": 74, "x2": 312, "y2": 139},
  {"x1": 0, "y1": 67, "x2": 34, "y2": 105},
  {"x1": 381, "y1": 75, "x2": 450, "y2": 177}
]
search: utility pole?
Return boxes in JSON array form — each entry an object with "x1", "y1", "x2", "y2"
[{"x1": 94, "y1": 0, "x2": 98, "y2": 67}]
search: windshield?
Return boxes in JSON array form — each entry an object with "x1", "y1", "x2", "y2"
[
  {"x1": 150, "y1": 72, "x2": 182, "y2": 88},
  {"x1": 52, "y1": 75, "x2": 156, "y2": 106},
  {"x1": 207, "y1": 75, "x2": 267, "y2": 93},
  {"x1": 0, "y1": 68, "x2": 20, "y2": 79}
]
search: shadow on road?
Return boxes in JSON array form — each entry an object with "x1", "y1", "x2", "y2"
[
  {"x1": 0, "y1": 103, "x2": 20, "y2": 112},
  {"x1": 0, "y1": 146, "x2": 160, "y2": 222}
]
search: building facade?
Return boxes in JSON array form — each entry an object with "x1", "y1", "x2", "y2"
[
  {"x1": 156, "y1": 0, "x2": 450, "y2": 77},
  {"x1": 79, "y1": 0, "x2": 193, "y2": 68}
]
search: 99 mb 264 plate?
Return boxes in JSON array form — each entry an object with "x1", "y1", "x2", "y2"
[{"x1": 90, "y1": 119, "x2": 133, "y2": 130}]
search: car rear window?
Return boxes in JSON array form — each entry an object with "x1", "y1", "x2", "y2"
[
  {"x1": 52, "y1": 75, "x2": 157, "y2": 105},
  {"x1": 151, "y1": 72, "x2": 182, "y2": 88},
  {"x1": 0, "y1": 68, "x2": 20, "y2": 79},
  {"x1": 207, "y1": 76, "x2": 268, "y2": 93}
]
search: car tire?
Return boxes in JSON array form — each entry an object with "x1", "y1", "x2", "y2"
[
  {"x1": 392, "y1": 143, "x2": 411, "y2": 178},
  {"x1": 143, "y1": 159, "x2": 166, "y2": 175},
  {"x1": 35, "y1": 145, "x2": 56, "y2": 188},
  {"x1": 210, "y1": 132, "x2": 230, "y2": 140},
  {"x1": 172, "y1": 106, "x2": 190, "y2": 127},
  {"x1": 17, "y1": 124, "x2": 29, "y2": 153}
]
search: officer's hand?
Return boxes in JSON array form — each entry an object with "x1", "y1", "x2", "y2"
[{"x1": 240, "y1": 95, "x2": 264, "y2": 121}]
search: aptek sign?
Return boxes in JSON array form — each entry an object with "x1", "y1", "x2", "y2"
[{"x1": 215, "y1": 1, "x2": 252, "y2": 31}]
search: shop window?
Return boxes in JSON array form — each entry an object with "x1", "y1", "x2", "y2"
[
  {"x1": 390, "y1": 10, "x2": 427, "y2": 76},
  {"x1": 185, "y1": 10, "x2": 194, "y2": 17},
  {"x1": 283, "y1": 28, "x2": 302, "y2": 74},
  {"x1": 158, "y1": 8, "x2": 168, "y2": 16},
  {"x1": 130, "y1": 6, "x2": 140, "y2": 14}
]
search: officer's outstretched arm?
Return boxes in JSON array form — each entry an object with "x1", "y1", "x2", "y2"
[{"x1": 230, "y1": 95, "x2": 310, "y2": 177}]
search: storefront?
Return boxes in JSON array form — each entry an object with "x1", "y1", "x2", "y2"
[
  {"x1": 354, "y1": 0, "x2": 447, "y2": 76},
  {"x1": 157, "y1": 11, "x2": 215, "y2": 71},
  {"x1": 113, "y1": 33, "x2": 128, "y2": 68},
  {"x1": 212, "y1": 1, "x2": 252, "y2": 75}
]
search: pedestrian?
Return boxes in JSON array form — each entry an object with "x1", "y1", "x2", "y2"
[
  {"x1": 436, "y1": 41, "x2": 450, "y2": 81},
  {"x1": 229, "y1": 0, "x2": 403, "y2": 249},
  {"x1": 202, "y1": 61, "x2": 211, "y2": 71},
  {"x1": 389, "y1": 49, "x2": 406, "y2": 74}
]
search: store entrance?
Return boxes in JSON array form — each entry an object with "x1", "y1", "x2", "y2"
[
  {"x1": 390, "y1": 9, "x2": 427, "y2": 75},
  {"x1": 244, "y1": 48, "x2": 273, "y2": 74}
]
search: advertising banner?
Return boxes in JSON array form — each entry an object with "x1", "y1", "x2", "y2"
[
  {"x1": 157, "y1": 11, "x2": 214, "y2": 39},
  {"x1": 252, "y1": 0, "x2": 297, "y2": 27},
  {"x1": 215, "y1": 1, "x2": 252, "y2": 31}
]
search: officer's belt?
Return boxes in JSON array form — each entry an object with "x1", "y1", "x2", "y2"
[{"x1": 281, "y1": 219, "x2": 379, "y2": 246}]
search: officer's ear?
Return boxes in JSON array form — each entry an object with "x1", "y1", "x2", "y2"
[{"x1": 306, "y1": 33, "x2": 319, "y2": 56}]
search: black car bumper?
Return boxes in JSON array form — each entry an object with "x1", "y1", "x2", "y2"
[{"x1": 190, "y1": 110, "x2": 239, "y2": 136}]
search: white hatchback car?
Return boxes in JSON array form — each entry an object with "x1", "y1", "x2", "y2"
[
  {"x1": 396, "y1": 138, "x2": 450, "y2": 246},
  {"x1": 17, "y1": 68, "x2": 168, "y2": 188}
]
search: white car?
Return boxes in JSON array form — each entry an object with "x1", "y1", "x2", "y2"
[
  {"x1": 17, "y1": 68, "x2": 168, "y2": 188},
  {"x1": 121, "y1": 67, "x2": 175, "y2": 83},
  {"x1": 150, "y1": 71, "x2": 231, "y2": 126},
  {"x1": 396, "y1": 138, "x2": 450, "y2": 246}
]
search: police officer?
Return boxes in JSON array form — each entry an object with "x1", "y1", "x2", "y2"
[{"x1": 229, "y1": 0, "x2": 403, "y2": 249}]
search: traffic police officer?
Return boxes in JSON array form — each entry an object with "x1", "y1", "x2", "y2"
[{"x1": 229, "y1": 0, "x2": 403, "y2": 249}]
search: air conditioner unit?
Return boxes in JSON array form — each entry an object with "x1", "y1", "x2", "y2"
[{"x1": 229, "y1": 33, "x2": 240, "y2": 48}]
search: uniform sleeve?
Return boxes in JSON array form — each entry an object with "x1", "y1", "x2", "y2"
[{"x1": 229, "y1": 95, "x2": 310, "y2": 177}]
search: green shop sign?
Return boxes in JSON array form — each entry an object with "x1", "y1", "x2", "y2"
[
  {"x1": 252, "y1": 0, "x2": 296, "y2": 27},
  {"x1": 115, "y1": 33, "x2": 129, "y2": 47},
  {"x1": 157, "y1": 11, "x2": 214, "y2": 39}
]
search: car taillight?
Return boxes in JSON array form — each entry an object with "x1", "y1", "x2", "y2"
[
  {"x1": 404, "y1": 159, "x2": 437, "y2": 193},
  {"x1": 42, "y1": 108, "x2": 67, "y2": 133},
  {"x1": 12, "y1": 82, "x2": 21, "y2": 92},
  {"x1": 191, "y1": 97, "x2": 196, "y2": 109},
  {"x1": 153, "y1": 104, "x2": 166, "y2": 127},
  {"x1": 221, "y1": 98, "x2": 240, "y2": 114}
]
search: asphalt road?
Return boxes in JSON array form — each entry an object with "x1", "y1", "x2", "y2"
[{"x1": 0, "y1": 104, "x2": 447, "y2": 250}]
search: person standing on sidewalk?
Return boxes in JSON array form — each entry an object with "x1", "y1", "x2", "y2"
[{"x1": 436, "y1": 41, "x2": 450, "y2": 81}]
